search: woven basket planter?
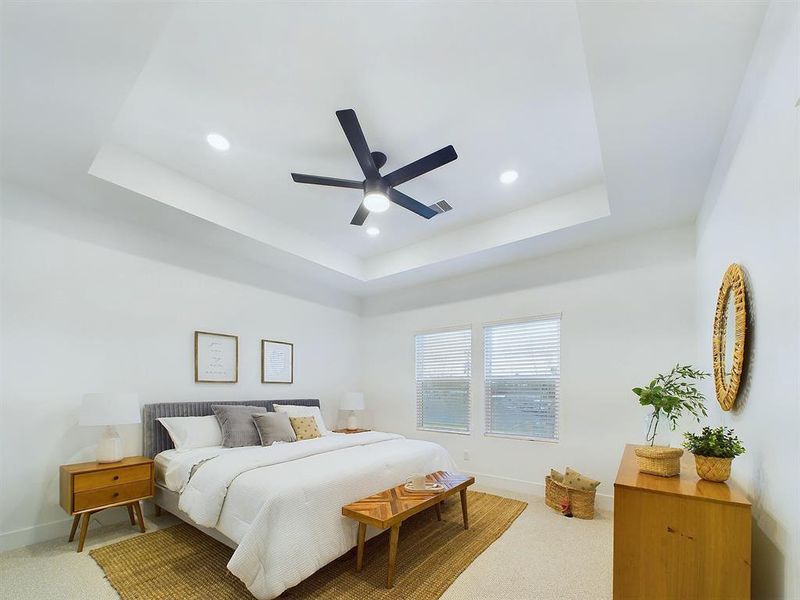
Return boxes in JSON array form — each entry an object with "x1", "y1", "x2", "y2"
[
  {"x1": 694, "y1": 455, "x2": 733, "y2": 482},
  {"x1": 634, "y1": 446, "x2": 684, "y2": 477},
  {"x1": 544, "y1": 476, "x2": 595, "y2": 520}
]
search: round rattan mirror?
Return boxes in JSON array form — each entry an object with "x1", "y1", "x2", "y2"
[{"x1": 712, "y1": 264, "x2": 747, "y2": 411}]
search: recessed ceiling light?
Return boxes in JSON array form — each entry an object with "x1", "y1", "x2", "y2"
[
  {"x1": 206, "y1": 133, "x2": 230, "y2": 152},
  {"x1": 366, "y1": 226, "x2": 380, "y2": 237},
  {"x1": 363, "y1": 192, "x2": 390, "y2": 213},
  {"x1": 499, "y1": 170, "x2": 518, "y2": 184}
]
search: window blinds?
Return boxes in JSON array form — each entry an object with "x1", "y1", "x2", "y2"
[
  {"x1": 415, "y1": 328, "x2": 472, "y2": 433},
  {"x1": 484, "y1": 316, "x2": 561, "y2": 440}
]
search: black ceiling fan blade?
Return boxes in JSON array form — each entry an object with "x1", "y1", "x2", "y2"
[
  {"x1": 388, "y1": 188, "x2": 438, "y2": 219},
  {"x1": 336, "y1": 109, "x2": 379, "y2": 179},
  {"x1": 291, "y1": 173, "x2": 363, "y2": 189},
  {"x1": 383, "y1": 145, "x2": 457, "y2": 188},
  {"x1": 350, "y1": 202, "x2": 369, "y2": 226}
]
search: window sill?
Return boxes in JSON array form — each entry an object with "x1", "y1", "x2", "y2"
[
  {"x1": 417, "y1": 427, "x2": 471, "y2": 436},
  {"x1": 483, "y1": 433, "x2": 559, "y2": 443}
]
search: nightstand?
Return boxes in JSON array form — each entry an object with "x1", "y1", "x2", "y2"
[
  {"x1": 332, "y1": 428, "x2": 371, "y2": 434},
  {"x1": 59, "y1": 456, "x2": 154, "y2": 552}
]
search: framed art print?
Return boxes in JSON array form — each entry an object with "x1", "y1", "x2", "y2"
[
  {"x1": 195, "y1": 331, "x2": 238, "y2": 383},
  {"x1": 262, "y1": 339, "x2": 293, "y2": 384}
]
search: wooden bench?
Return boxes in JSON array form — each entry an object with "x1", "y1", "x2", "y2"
[{"x1": 341, "y1": 471, "x2": 475, "y2": 588}]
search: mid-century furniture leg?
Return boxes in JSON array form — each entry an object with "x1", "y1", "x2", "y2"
[
  {"x1": 355, "y1": 522, "x2": 366, "y2": 572},
  {"x1": 68, "y1": 515, "x2": 80, "y2": 542},
  {"x1": 132, "y1": 501, "x2": 146, "y2": 533},
  {"x1": 77, "y1": 512, "x2": 91, "y2": 552},
  {"x1": 460, "y1": 489, "x2": 469, "y2": 529},
  {"x1": 59, "y1": 456, "x2": 155, "y2": 552},
  {"x1": 387, "y1": 524, "x2": 400, "y2": 588},
  {"x1": 154, "y1": 504, "x2": 162, "y2": 517},
  {"x1": 434, "y1": 502, "x2": 442, "y2": 521}
]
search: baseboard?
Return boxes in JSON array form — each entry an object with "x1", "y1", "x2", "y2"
[
  {"x1": 464, "y1": 470, "x2": 614, "y2": 512},
  {"x1": 0, "y1": 501, "x2": 157, "y2": 552}
]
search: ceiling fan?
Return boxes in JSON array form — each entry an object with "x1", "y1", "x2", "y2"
[{"x1": 291, "y1": 109, "x2": 457, "y2": 226}]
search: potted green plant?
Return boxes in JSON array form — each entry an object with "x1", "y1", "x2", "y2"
[
  {"x1": 683, "y1": 426, "x2": 745, "y2": 482},
  {"x1": 633, "y1": 364, "x2": 709, "y2": 446}
]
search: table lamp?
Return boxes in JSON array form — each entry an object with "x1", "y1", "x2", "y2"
[
  {"x1": 80, "y1": 393, "x2": 140, "y2": 463},
  {"x1": 341, "y1": 392, "x2": 365, "y2": 431}
]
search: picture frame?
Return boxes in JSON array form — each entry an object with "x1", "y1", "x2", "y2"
[
  {"x1": 194, "y1": 331, "x2": 238, "y2": 383},
  {"x1": 261, "y1": 339, "x2": 294, "y2": 384}
]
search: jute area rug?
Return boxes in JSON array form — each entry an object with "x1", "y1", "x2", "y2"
[{"x1": 90, "y1": 491, "x2": 527, "y2": 600}]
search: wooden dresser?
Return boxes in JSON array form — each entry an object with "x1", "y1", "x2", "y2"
[
  {"x1": 613, "y1": 444, "x2": 751, "y2": 600},
  {"x1": 59, "y1": 456, "x2": 154, "y2": 552}
]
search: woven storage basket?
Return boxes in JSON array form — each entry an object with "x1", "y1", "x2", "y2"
[
  {"x1": 694, "y1": 455, "x2": 733, "y2": 482},
  {"x1": 544, "y1": 476, "x2": 595, "y2": 520},
  {"x1": 634, "y1": 446, "x2": 684, "y2": 477}
]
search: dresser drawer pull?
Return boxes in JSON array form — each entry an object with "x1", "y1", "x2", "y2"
[
  {"x1": 113, "y1": 475, "x2": 119, "y2": 481},
  {"x1": 112, "y1": 492, "x2": 119, "y2": 498}
]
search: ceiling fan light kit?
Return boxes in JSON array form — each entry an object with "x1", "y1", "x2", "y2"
[{"x1": 291, "y1": 108, "x2": 458, "y2": 226}]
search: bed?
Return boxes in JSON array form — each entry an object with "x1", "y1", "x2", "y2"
[{"x1": 142, "y1": 399, "x2": 455, "y2": 599}]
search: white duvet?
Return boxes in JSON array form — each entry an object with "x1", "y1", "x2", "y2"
[{"x1": 171, "y1": 431, "x2": 454, "y2": 599}]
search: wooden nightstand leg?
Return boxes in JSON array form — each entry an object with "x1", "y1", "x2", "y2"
[
  {"x1": 77, "y1": 512, "x2": 91, "y2": 552},
  {"x1": 355, "y1": 522, "x2": 366, "y2": 572},
  {"x1": 68, "y1": 514, "x2": 80, "y2": 542},
  {"x1": 434, "y1": 502, "x2": 442, "y2": 521},
  {"x1": 154, "y1": 504, "x2": 162, "y2": 518},
  {"x1": 132, "y1": 501, "x2": 146, "y2": 533},
  {"x1": 387, "y1": 524, "x2": 400, "y2": 588},
  {"x1": 460, "y1": 489, "x2": 469, "y2": 530},
  {"x1": 127, "y1": 504, "x2": 136, "y2": 526}
]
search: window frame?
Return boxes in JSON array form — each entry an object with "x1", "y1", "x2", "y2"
[
  {"x1": 414, "y1": 324, "x2": 473, "y2": 435},
  {"x1": 482, "y1": 313, "x2": 562, "y2": 443}
]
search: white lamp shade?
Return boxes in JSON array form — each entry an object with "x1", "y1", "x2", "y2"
[
  {"x1": 80, "y1": 393, "x2": 140, "y2": 426},
  {"x1": 341, "y1": 392, "x2": 365, "y2": 411}
]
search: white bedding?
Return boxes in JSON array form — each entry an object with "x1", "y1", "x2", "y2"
[
  {"x1": 154, "y1": 446, "x2": 227, "y2": 491},
  {"x1": 167, "y1": 431, "x2": 454, "y2": 599}
]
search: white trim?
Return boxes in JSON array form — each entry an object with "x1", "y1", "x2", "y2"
[
  {"x1": 0, "y1": 504, "x2": 144, "y2": 552},
  {"x1": 483, "y1": 432, "x2": 559, "y2": 443},
  {"x1": 481, "y1": 312, "x2": 563, "y2": 328},
  {"x1": 416, "y1": 427, "x2": 471, "y2": 436},
  {"x1": 413, "y1": 323, "x2": 473, "y2": 336}
]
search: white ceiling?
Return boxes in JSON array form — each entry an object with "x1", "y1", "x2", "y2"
[
  {"x1": 108, "y1": 3, "x2": 605, "y2": 259},
  {"x1": 1, "y1": 1, "x2": 767, "y2": 296}
]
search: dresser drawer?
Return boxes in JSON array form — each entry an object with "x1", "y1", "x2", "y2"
[
  {"x1": 74, "y1": 480, "x2": 152, "y2": 512},
  {"x1": 74, "y1": 464, "x2": 151, "y2": 492}
]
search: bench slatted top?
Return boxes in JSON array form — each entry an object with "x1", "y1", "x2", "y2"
[{"x1": 342, "y1": 471, "x2": 474, "y2": 529}]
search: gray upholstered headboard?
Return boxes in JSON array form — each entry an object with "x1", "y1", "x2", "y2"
[{"x1": 142, "y1": 399, "x2": 320, "y2": 458}]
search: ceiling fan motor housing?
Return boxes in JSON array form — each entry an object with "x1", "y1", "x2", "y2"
[{"x1": 364, "y1": 177, "x2": 389, "y2": 196}]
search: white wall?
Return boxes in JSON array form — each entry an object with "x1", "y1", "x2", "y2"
[
  {"x1": 361, "y1": 226, "x2": 697, "y2": 504},
  {"x1": 0, "y1": 187, "x2": 361, "y2": 550},
  {"x1": 695, "y1": 4, "x2": 799, "y2": 598}
]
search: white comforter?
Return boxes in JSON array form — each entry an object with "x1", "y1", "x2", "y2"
[{"x1": 174, "y1": 431, "x2": 454, "y2": 599}]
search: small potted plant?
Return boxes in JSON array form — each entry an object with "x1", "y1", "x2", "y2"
[
  {"x1": 631, "y1": 364, "x2": 709, "y2": 477},
  {"x1": 683, "y1": 426, "x2": 745, "y2": 482},
  {"x1": 633, "y1": 364, "x2": 709, "y2": 446}
]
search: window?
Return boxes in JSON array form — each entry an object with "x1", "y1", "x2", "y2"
[
  {"x1": 415, "y1": 328, "x2": 472, "y2": 433},
  {"x1": 484, "y1": 315, "x2": 561, "y2": 440}
]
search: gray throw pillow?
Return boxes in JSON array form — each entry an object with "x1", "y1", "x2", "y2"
[
  {"x1": 253, "y1": 412, "x2": 297, "y2": 446},
  {"x1": 211, "y1": 404, "x2": 268, "y2": 448}
]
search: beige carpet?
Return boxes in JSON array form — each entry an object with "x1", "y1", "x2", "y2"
[
  {"x1": 90, "y1": 491, "x2": 526, "y2": 600},
  {"x1": 0, "y1": 488, "x2": 613, "y2": 600}
]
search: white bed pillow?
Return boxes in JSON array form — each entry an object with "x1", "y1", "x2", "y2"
[
  {"x1": 273, "y1": 404, "x2": 329, "y2": 434},
  {"x1": 158, "y1": 415, "x2": 223, "y2": 451}
]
